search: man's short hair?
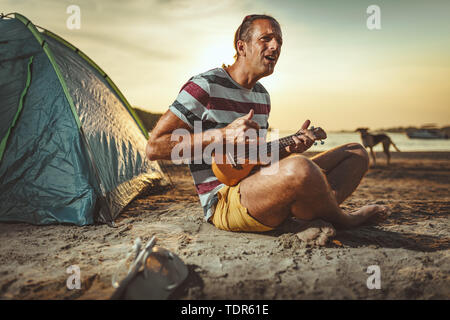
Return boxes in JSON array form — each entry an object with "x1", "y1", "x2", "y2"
[{"x1": 233, "y1": 14, "x2": 281, "y2": 59}]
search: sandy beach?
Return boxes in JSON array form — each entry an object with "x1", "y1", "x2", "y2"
[{"x1": 0, "y1": 151, "x2": 449, "y2": 300}]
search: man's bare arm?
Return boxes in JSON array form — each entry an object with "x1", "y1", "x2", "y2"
[
  {"x1": 146, "y1": 110, "x2": 261, "y2": 161},
  {"x1": 146, "y1": 110, "x2": 224, "y2": 161}
]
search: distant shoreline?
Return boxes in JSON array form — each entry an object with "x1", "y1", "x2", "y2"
[
  {"x1": 304, "y1": 151, "x2": 450, "y2": 158},
  {"x1": 276, "y1": 127, "x2": 450, "y2": 134},
  {"x1": 134, "y1": 107, "x2": 450, "y2": 136}
]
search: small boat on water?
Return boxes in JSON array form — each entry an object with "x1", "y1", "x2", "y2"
[{"x1": 406, "y1": 129, "x2": 448, "y2": 139}]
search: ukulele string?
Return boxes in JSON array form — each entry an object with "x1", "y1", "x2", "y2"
[
  {"x1": 231, "y1": 133, "x2": 313, "y2": 162},
  {"x1": 230, "y1": 135, "x2": 293, "y2": 162},
  {"x1": 230, "y1": 129, "x2": 323, "y2": 162}
]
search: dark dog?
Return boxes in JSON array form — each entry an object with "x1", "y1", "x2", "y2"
[{"x1": 355, "y1": 128, "x2": 400, "y2": 165}]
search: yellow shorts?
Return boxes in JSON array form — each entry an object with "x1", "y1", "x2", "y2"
[{"x1": 210, "y1": 183, "x2": 274, "y2": 232}]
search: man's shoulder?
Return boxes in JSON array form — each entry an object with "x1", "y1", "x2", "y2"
[
  {"x1": 191, "y1": 68, "x2": 224, "y2": 82},
  {"x1": 253, "y1": 81, "x2": 269, "y2": 95},
  {"x1": 188, "y1": 68, "x2": 270, "y2": 96},
  {"x1": 183, "y1": 68, "x2": 226, "y2": 92}
]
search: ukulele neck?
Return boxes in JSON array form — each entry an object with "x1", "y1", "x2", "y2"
[{"x1": 265, "y1": 133, "x2": 306, "y2": 154}]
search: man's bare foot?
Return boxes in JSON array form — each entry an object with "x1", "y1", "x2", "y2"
[{"x1": 344, "y1": 205, "x2": 391, "y2": 228}]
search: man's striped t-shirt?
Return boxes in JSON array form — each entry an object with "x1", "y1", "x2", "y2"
[{"x1": 169, "y1": 67, "x2": 271, "y2": 221}]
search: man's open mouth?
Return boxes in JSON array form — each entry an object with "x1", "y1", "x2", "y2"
[{"x1": 264, "y1": 55, "x2": 276, "y2": 62}]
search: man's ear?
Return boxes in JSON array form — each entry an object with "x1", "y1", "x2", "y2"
[{"x1": 236, "y1": 39, "x2": 246, "y2": 57}]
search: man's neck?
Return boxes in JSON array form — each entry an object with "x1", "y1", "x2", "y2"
[{"x1": 224, "y1": 60, "x2": 261, "y2": 89}]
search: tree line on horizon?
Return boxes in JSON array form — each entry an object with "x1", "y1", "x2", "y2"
[
  {"x1": 337, "y1": 125, "x2": 450, "y2": 135},
  {"x1": 133, "y1": 107, "x2": 162, "y2": 132}
]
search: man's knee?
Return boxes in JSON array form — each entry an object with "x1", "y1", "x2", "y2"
[
  {"x1": 280, "y1": 155, "x2": 324, "y2": 188},
  {"x1": 344, "y1": 143, "x2": 369, "y2": 171}
]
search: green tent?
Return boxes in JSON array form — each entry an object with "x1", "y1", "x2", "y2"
[{"x1": 0, "y1": 13, "x2": 168, "y2": 226}]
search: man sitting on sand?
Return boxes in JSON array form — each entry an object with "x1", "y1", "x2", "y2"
[{"x1": 146, "y1": 14, "x2": 390, "y2": 232}]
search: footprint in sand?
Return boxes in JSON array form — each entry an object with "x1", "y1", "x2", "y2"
[{"x1": 295, "y1": 220, "x2": 336, "y2": 246}]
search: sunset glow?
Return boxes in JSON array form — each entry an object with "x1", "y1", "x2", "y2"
[{"x1": 2, "y1": 0, "x2": 449, "y2": 131}]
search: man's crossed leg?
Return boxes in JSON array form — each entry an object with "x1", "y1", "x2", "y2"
[{"x1": 239, "y1": 143, "x2": 390, "y2": 229}]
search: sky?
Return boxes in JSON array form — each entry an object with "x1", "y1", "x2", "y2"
[{"x1": 2, "y1": 0, "x2": 450, "y2": 131}]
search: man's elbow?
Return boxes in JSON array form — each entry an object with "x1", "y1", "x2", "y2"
[{"x1": 146, "y1": 141, "x2": 159, "y2": 161}]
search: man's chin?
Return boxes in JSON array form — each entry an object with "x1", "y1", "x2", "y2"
[
  {"x1": 255, "y1": 64, "x2": 276, "y2": 79},
  {"x1": 263, "y1": 67, "x2": 275, "y2": 77}
]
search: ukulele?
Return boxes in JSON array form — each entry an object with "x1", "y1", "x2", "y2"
[{"x1": 211, "y1": 126, "x2": 327, "y2": 186}]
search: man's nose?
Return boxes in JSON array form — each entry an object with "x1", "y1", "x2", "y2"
[{"x1": 268, "y1": 38, "x2": 280, "y2": 52}]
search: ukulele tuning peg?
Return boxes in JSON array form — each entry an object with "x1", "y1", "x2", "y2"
[
  {"x1": 310, "y1": 126, "x2": 315, "y2": 130},
  {"x1": 314, "y1": 142, "x2": 317, "y2": 146},
  {"x1": 321, "y1": 140, "x2": 325, "y2": 145}
]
